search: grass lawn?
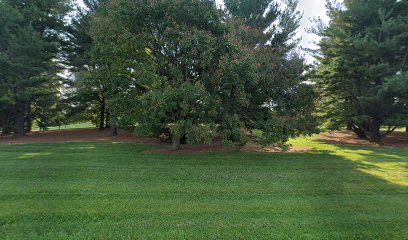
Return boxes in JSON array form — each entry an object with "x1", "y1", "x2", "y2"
[
  {"x1": 32, "y1": 122, "x2": 95, "y2": 132},
  {"x1": 0, "y1": 137, "x2": 407, "y2": 239}
]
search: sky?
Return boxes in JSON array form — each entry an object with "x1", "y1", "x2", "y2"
[{"x1": 297, "y1": 0, "x2": 329, "y2": 49}]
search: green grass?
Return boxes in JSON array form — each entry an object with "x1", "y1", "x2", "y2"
[
  {"x1": 0, "y1": 137, "x2": 407, "y2": 239},
  {"x1": 32, "y1": 122, "x2": 94, "y2": 132}
]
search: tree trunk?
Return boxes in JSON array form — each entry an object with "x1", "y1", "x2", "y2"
[
  {"x1": 25, "y1": 104, "x2": 32, "y2": 133},
  {"x1": 98, "y1": 98, "x2": 105, "y2": 131},
  {"x1": 351, "y1": 124, "x2": 367, "y2": 139},
  {"x1": 109, "y1": 112, "x2": 118, "y2": 136},
  {"x1": 346, "y1": 121, "x2": 353, "y2": 130},
  {"x1": 172, "y1": 134, "x2": 181, "y2": 151},
  {"x1": 111, "y1": 127, "x2": 118, "y2": 136},
  {"x1": 105, "y1": 112, "x2": 110, "y2": 128},
  {"x1": 1, "y1": 112, "x2": 13, "y2": 135},
  {"x1": 15, "y1": 103, "x2": 26, "y2": 136},
  {"x1": 406, "y1": 127, "x2": 408, "y2": 133},
  {"x1": 366, "y1": 120, "x2": 382, "y2": 142},
  {"x1": 1, "y1": 126, "x2": 12, "y2": 135}
]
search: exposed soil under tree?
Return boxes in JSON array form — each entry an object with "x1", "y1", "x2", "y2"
[
  {"x1": 1, "y1": 129, "x2": 407, "y2": 152},
  {"x1": 318, "y1": 130, "x2": 408, "y2": 148}
]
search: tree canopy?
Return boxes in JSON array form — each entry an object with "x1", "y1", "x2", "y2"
[
  {"x1": 313, "y1": 0, "x2": 408, "y2": 142},
  {"x1": 78, "y1": 0, "x2": 318, "y2": 149},
  {"x1": 1, "y1": 0, "x2": 321, "y2": 150},
  {"x1": 0, "y1": 0, "x2": 71, "y2": 135}
]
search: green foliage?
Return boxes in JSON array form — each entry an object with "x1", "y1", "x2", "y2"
[
  {"x1": 224, "y1": 0, "x2": 301, "y2": 48},
  {"x1": 139, "y1": 82, "x2": 213, "y2": 140},
  {"x1": 65, "y1": 0, "x2": 107, "y2": 129},
  {"x1": 83, "y1": 0, "x2": 317, "y2": 149},
  {"x1": 377, "y1": 73, "x2": 408, "y2": 127},
  {"x1": 0, "y1": 0, "x2": 71, "y2": 135},
  {"x1": 219, "y1": 0, "x2": 318, "y2": 145},
  {"x1": 314, "y1": 0, "x2": 408, "y2": 142}
]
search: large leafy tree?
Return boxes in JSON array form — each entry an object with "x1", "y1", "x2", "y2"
[
  {"x1": 87, "y1": 0, "x2": 318, "y2": 149},
  {"x1": 138, "y1": 0, "x2": 227, "y2": 149},
  {"x1": 314, "y1": 0, "x2": 408, "y2": 141},
  {"x1": 89, "y1": 0, "x2": 228, "y2": 145},
  {"x1": 0, "y1": 0, "x2": 71, "y2": 135},
  {"x1": 219, "y1": 0, "x2": 318, "y2": 145}
]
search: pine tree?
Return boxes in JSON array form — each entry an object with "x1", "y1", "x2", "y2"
[
  {"x1": 314, "y1": 0, "x2": 408, "y2": 141},
  {"x1": 220, "y1": 0, "x2": 318, "y2": 145},
  {"x1": 0, "y1": 0, "x2": 71, "y2": 135}
]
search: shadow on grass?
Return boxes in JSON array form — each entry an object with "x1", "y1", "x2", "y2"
[{"x1": 283, "y1": 148, "x2": 408, "y2": 238}]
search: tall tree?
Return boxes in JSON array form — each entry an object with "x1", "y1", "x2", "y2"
[
  {"x1": 66, "y1": 0, "x2": 109, "y2": 131},
  {"x1": 93, "y1": 0, "x2": 227, "y2": 145},
  {"x1": 220, "y1": 0, "x2": 318, "y2": 145},
  {"x1": 87, "y1": 0, "x2": 317, "y2": 150},
  {"x1": 0, "y1": 0, "x2": 71, "y2": 135},
  {"x1": 314, "y1": 0, "x2": 408, "y2": 141}
]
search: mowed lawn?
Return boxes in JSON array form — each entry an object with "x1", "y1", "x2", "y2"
[
  {"x1": 0, "y1": 137, "x2": 407, "y2": 239},
  {"x1": 32, "y1": 122, "x2": 94, "y2": 132}
]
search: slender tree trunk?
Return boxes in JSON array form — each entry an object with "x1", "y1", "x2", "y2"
[
  {"x1": 1, "y1": 119, "x2": 12, "y2": 135},
  {"x1": 111, "y1": 127, "x2": 118, "y2": 136},
  {"x1": 15, "y1": 103, "x2": 26, "y2": 136},
  {"x1": 1, "y1": 126, "x2": 12, "y2": 135},
  {"x1": 105, "y1": 112, "x2": 110, "y2": 128},
  {"x1": 25, "y1": 104, "x2": 32, "y2": 133},
  {"x1": 346, "y1": 122, "x2": 353, "y2": 130},
  {"x1": 98, "y1": 98, "x2": 105, "y2": 131},
  {"x1": 172, "y1": 135, "x2": 181, "y2": 151},
  {"x1": 367, "y1": 120, "x2": 382, "y2": 142},
  {"x1": 351, "y1": 124, "x2": 367, "y2": 139},
  {"x1": 109, "y1": 112, "x2": 118, "y2": 136},
  {"x1": 406, "y1": 127, "x2": 408, "y2": 133},
  {"x1": 1, "y1": 112, "x2": 13, "y2": 135}
]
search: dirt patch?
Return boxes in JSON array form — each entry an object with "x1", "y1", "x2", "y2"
[
  {"x1": 140, "y1": 139, "x2": 307, "y2": 154},
  {"x1": 2, "y1": 128, "x2": 406, "y2": 152},
  {"x1": 0, "y1": 128, "x2": 306, "y2": 154},
  {"x1": 0, "y1": 128, "x2": 158, "y2": 145},
  {"x1": 152, "y1": 142, "x2": 227, "y2": 154},
  {"x1": 318, "y1": 130, "x2": 408, "y2": 148}
]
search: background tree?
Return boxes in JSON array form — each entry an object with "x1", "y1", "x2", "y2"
[
  {"x1": 218, "y1": 0, "x2": 318, "y2": 145},
  {"x1": 87, "y1": 0, "x2": 154, "y2": 136},
  {"x1": 66, "y1": 0, "x2": 111, "y2": 131},
  {"x1": 0, "y1": 0, "x2": 71, "y2": 135},
  {"x1": 314, "y1": 0, "x2": 408, "y2": 142}
]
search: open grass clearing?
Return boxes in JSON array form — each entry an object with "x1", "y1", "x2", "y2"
[{"x1": 0, "y1": 135, "x2": 407, "y2": 239}]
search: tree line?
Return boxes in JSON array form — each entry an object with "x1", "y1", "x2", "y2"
[{"x1": 0, "y1": 0, "x2": 407, "y2": 149}]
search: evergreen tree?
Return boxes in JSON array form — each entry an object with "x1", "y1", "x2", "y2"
[
  {"x1": 314, "y1": 0, "x2": 408, "y2": 141},
  {"x1": 0, "y1": 0, "x2": 71, "y2": 135},
  {"x1": 224, "y1": 0, "x2": 301, "y2": 48},
  {"x1": 219, "y1": 0, "x2": 318, "y2": 145}
]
